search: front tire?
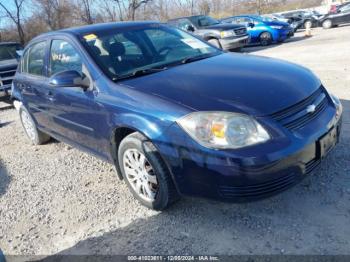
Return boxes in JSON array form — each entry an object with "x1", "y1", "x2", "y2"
[
  {"x1": 259, "y1": 32, "x2": 272, "y2": 46},
  {"x1": 322, "y1": 19, "x2": 333, "y2": 29},
  {"x1": 19, "y1": 105, "x2": 50, "y2": 145},
  {"x1": 118, "y1": 132, "x2": 179, "y2": 210}
]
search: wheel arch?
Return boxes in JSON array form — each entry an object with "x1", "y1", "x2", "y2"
[
  {"x1": 259, "y1": 30, "x2": 274, "y2": 43},
  {"x1": 108, "y1": 113, "x2": 176, "y2": 185}
]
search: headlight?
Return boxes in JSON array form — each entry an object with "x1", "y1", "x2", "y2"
[
  {"x1": 177, "y1": 112, "x2": 270, "y2": 149},
  {"x1": 220, "y1": 30, "x2": 235, "y2": 38},
  {"x1": 271, "y1": 25, "x2": 283, "y2": 29},
  {"x1": 330, "y1": 93, "x2": 343, "y2": 119}
]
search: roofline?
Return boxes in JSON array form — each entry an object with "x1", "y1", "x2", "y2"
[
  {"x1": 0, "y1": 42, "x2": 21, "y2": 45},
  {"x1": 168, "y1": 15, "x2": 208, "y2": 21},
  {"x1": 27, "y1": 21, "x2": 163, "y2": 45}
]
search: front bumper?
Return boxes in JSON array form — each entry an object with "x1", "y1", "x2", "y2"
[
  {"x1": 0, "y1": 84, "x2": 11, "y2": 93},
  {"x1": 156, "y1": 101, "x2": 342, "y2": 202},
  {"x1": 272, "y1": 28, "x2": 292, "y2": 42},
  {"x1": 219, "y1": 35, "x2": 250, "y2": 50}
]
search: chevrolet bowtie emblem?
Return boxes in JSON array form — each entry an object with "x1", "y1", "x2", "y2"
[{"x1": 306, "y1": 104, "x2": 316, "y2": 113}]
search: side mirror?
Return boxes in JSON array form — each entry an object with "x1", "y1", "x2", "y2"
[
  {"x1": 16, "y1": 50, "x2": 23, "y2": 57},
  {"x1": 49, "y1": 70, "x2": 90, "y2": 90},
  {"x1": 185, "y1": 25, "x2": 195, "y2": 32},
  {"x1": 248, "y1": 22, "x2": 255, "y2": 28}
]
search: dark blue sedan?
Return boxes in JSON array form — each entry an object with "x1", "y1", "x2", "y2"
[
  {"x1": 221, "y1": 15, "x2": 293, "y2": 46},
  {"x1": 12, "y1": 22, "x2": 342, "y2": 210}
]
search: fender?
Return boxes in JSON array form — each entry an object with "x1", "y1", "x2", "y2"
[
  {"x1": 108, "y1": 111, "x2": 173, "y2": 180},
  {"x1": 111, "y1": 112, "x2": 166, "y2": 141},
  {"x1": 10, "y1": 81, "x2": 23, "y2": 102},
  {"x1": 202, "y1": 32, "x2": 220, "y2": 41}
]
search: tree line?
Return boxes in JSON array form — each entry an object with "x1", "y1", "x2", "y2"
[{"x1": 0, "y1": 0, "x2": 323, "y2": 44}]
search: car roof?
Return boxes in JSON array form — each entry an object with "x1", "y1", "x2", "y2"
[
  {"x1": 168, "y1": 15, "x2": 208, "y2": 22},
  {"x1": 30, "y1": 21, "x2": 161, "y2": 41},
  {"x1": 223, "y1": 15, "x2": 260, "y2": 19}
]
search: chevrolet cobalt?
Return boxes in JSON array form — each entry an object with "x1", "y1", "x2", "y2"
[{"x1": 12, "y1": 22, "x2": 342, "y2": 210}]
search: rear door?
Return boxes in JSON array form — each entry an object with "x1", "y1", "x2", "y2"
[{"x1": 16, "y1": 40, "x2": 52, "y2": 129}]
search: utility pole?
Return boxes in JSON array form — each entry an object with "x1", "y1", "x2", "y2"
[{"x1": 257, "y1": 0, "x2": 261, "y2": 15}]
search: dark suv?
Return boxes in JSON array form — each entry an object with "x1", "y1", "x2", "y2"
[
  {"x1": 0, "y1": 42, "x2": 22, "y2": 97},
  {"x1": 168, "y1": 15, "x2": 249, "y2": 51}
]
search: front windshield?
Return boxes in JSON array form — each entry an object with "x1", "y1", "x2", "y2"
[
  {"x1": 80, "y1": 25, "x2": 220, "y2": 80},
  {"x1": 192, "y1": 16, "x2": 220, "y2": 28},
  {"x1": 260, "y1": 16, "x2": 274, "y2": 22},
  {"x1": 0, "y1": 44, "x2": 22, "y2": 61}
]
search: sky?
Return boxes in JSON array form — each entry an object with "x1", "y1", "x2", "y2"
[{"x1": 0, "y1": 0, "x2": 33, "y2": 29}]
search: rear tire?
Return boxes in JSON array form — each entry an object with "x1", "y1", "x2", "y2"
[
  {"x1": 322, "y1": 19, "x2": 333, "y2": 29},
  {"x1": 259, "y1": 32, "x2": 272, "y2": 46},
  {"x1": 118, "y1": 132, "x2": 179, "y2": 210},
  {"x1": 208, "y1": 38, "x2": 222, "y2": 49},
  {"x1": 19, "y1": 105, "x2": 50, "y2": 145}
]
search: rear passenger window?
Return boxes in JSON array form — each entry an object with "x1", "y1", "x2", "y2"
[
  {"x1": 26, "y1": 41, "x2": 46, "y2": 76},
  {"x1": 50, "y1": 40, "x2": 82, "y2": 76}
]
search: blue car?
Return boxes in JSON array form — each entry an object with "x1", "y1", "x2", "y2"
[
  {"x1": 12, "y1": 22, "x2": 342, "y2": 210},
  {"x1": 221, "y1": 15, "x2": 293, "y2": 46}
]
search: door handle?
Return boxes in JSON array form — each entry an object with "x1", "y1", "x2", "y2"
[{"x1": 46, "y1": 90, "x2": 56, "y2": 102}]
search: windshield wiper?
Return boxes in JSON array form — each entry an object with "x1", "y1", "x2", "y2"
[
  {"x1": 113, "y1": 66, "x2": 167, "y2": 81},
  {"x1": 181, "y1": 53, "x2": 216, "y2": 64}
]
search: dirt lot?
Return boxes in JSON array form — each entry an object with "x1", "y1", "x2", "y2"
[{"x1": 0, "y1": 26, "x2": 350, "y2": 257}]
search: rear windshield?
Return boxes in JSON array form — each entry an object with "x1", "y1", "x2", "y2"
[{"x1": 0, "y1": 44, "x2": 22, "y2": 61}]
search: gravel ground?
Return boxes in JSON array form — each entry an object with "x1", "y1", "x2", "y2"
[{"x1": 0, "y1": 26, "x2": 350, "y2": 257}]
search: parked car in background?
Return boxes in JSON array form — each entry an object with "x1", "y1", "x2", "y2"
[
  {"x1": 263, "y1": 14, "x2": 299, "y2": 32},
  {"x1": 0, "y1": 42, "x2": 22, "y2": 97},
  {"x1": 11, "y1": 22, "x2": 342, "y2": 210},
  {"x1": 330, "y1": 4, "x2": 339, "y2": 14},
  {"x1": 278, "y1": 10, "x2": 320, "y2": 29},
  {"x1": 168, "y1": 15, "x2": 249, "y2": 51},
  {"x1": 221, "y1": 15, "x2": 293, "y2": 46},
  {"x1": 320, "y1": 2, "x2": 350, "y2": 28}
]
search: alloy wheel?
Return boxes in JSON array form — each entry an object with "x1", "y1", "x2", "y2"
[
  {"x1": 21, "y1": 110, "x2": 36, "y2": 141},
  {"x1": 304, "y1": 20, "x2": 312, "y2": 28},
  {"x1": 123, "y1": 149, "x2": 158, "y2": 202},
  {"x1": 323, "y1": 20, "x2": 332, "y2": 29}
]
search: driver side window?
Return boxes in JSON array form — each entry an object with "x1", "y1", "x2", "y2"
[{"x1": 50, "y1": 40, "x2": 83, "y2": 76}]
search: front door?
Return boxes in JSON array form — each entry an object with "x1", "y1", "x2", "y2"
[{"x1": 44, "y1": 38, "x2": 104, "y2": 156}]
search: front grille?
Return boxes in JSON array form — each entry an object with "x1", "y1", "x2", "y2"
[
  {"x1": 218, "y1": 172, "x2": 297, "y2": 198},
  {"x1": 269, "y1": 87, "x2": 329, "y2": 131},
  {"x1": 305, "y1": 158, "x2": 321, "y2": 174},
  {"x1": 0, "y1": 67, "x2": 16, "y2": 90},
  {"x1": 234, "y1": 27, "x2": 247, "y2": 36}
]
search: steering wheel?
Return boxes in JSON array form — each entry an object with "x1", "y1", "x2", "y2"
[{"x1": 158, "y1": 46, "x2": 174, "y2": 57}]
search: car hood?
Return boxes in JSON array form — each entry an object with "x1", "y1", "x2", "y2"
[
  {"x1": 120, "y1": 53, "x2": 321, "y2": 116},
  {"x1": 265, "y1": 21, "x2": 290, "y2": 27},
  {"x1": 202, "y1": 23, "x2": 246, "y2": 30},
  {"x1": 0, "y1": 59, "x2": 18, "y2": 70}
]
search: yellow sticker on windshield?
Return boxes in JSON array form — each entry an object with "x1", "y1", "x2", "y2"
[{"x1": 83, "y1": 34, "x2": 97, "y2": 41}]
